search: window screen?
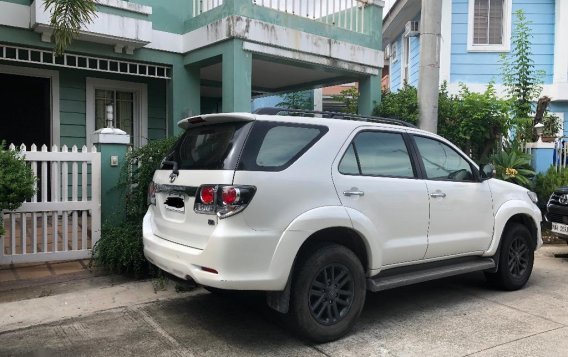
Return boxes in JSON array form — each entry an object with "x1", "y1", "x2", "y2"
[
  {"x1": 339, "y1": 131, "x2": 415, "y2": 178},
  {"x1": 473, "y1": 0, "x2": 504, "y2": 45}
]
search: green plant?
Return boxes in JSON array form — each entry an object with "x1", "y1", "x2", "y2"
[
  {"x1": 490, "y1": 143, "x2": 536, "y2": 188},
  {"x1": 543, "y1": 112, "x2": 562, "y2": 137},
  {"x1": 332, "y1": 87, "x2": 359, "y2": 114},
  {"x1": 277, "y1": 91, "x2": 313, "y2": 110},
  {"x1": 500, "y1": 9, "x2": 545, "y2": 142},
  {"x1": 91, "y1": 136, "x2": 178, "y2": 276},
  {"x1": 534, "y1": 167, "x2": 568, "y2": 210},
  {"x1": 44, "y1": 0, "x2": 97, "y2": 55},
  {"x1": 373, "y1": 84, "x2": 419, "y2": 125},
  {"x1": 0, "y1": 143, "x2": 36, "y2": 235}
]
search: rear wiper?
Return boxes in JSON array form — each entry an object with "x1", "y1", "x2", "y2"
[{"x1": 162, "y1": 160, "x2": 179, "y2": 178}]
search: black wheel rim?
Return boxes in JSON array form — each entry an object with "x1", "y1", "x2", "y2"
[
  {"x1": 508, "y1": 237, "x2": 529, "y2": 278},
  {"x1": 308, "y1": 264, "x2": 354, "y2": 326}
]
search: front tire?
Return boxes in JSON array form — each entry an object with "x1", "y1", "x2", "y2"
[
  {"x1": 485, "y1": 223, "x2": 534, "y2": 290},
  {"x1": 289, "y1": 243, "x2": 366, "y2": 342}
]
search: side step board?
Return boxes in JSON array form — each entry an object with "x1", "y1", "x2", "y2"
[{"x1": 367, "y1": 258, "x2": 496, "y2": 292}]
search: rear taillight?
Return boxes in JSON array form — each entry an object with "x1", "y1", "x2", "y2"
[
  {"x1": 194, "y1": 185, "x2": 256, "y2": 219},
  {"x1": 147, "y1": 181, "x2": 156, "y2": 205}
]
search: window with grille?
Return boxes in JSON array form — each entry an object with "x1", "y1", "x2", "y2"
[
  {"x1": 468, "y1": 0, "x2": 510, "y2": 51},
  {"x1": 95, "y1": 89, "x2": 134, "y2": 143},
  {"x1": 473, "y1": 0, "x2": 504, "y2": 45}
]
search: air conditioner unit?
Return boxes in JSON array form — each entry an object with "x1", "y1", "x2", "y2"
[
  {"x1": 384, "y1": 44, "x2": 391, "y2": 59},
  {"x1": 404, "y1": 21, "x2": 420, "y2": 37}
]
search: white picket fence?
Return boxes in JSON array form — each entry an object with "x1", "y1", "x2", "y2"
[
  {"x1": 193, "y1": 0, "x2": 369, "y2": 33},
  {"x1": 1, "y1": 144, "x2": 101, "y2": 265}
]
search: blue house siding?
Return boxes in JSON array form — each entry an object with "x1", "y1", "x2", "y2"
[
  {"x1": 549, "y1": 101, "x2": 568, "y2": 137},
  {"x1": 450, "y1": 0, "x2": 555, "y2": 85},
  {"x1": 388, "y1": 32, "x2": 420, "y2": 91},
  {"x1": 389, "y1": 36, "x2": 403, "y2": 91}
]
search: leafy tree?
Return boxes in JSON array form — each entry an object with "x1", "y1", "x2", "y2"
[
  {"x1": 373, "y1": 84, "x2": 419, "y2": 125},
  {"x1": 500, "y1": 9, "x2": 545, "y2": 142},
  {"x1": 277, "y1": 91, "x2": 313, "y2": 110},
  {"x1": 332, "y1": 87, "x2": 359, "y2": 114},
  {"x1": 44, "y1": 0, "x2": 97, "y2": 55}
]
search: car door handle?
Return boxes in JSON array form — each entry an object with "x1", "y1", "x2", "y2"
[
  {"x1": 344, "y1": 190, "x2": 365, "y2": 197},
  {"x1": 430, "y1": 192, "x2": 446, "y2": 198}
]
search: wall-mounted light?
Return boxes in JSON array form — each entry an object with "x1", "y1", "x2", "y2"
[
  {"x1": 534, "y1": 122, "x2": 544, "y2": 143},
  {"x1": 106, "y1": 104, "x2": 114, "y2": 128}
]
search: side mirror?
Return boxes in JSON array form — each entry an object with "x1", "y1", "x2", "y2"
[{"x1": 480, "y1": 163, "x2": 495, "y2": 180}]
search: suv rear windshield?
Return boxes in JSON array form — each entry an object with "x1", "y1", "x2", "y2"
[{"x1": 164, "y1": 122, "x2": 252, "y2": 170}]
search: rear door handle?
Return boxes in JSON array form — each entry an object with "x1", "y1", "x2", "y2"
[
  {"x1": 429, "y1": 192, "x2": 446, "y2": 198},
  {"x1": 344, "y1": 190, "x2": 364, "y2": 197}
]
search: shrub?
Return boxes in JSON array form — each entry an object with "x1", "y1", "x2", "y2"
[
  {"x1": 373, "y1": 84, "x2": 419, "y2": 125},
  {"x1": 490, "y1": 142, "x2": 535, "y2": 188},
  {"x1": 534, "y1": 167, "x2": 568, "y2": 210},
  {"x1": 91, "y1": 136, "x2": 178, "y2": 276},
  {"x1": 0, "y1": 143, "x2": 36, "y2": 235}
]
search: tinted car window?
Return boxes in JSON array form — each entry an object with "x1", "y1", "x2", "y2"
[
  {"x1": 165, "y1": 122, "x2": 250, "y2": 170},
  {"x1": 414, "y1": 136, "x2": 474, "y2": 181},
  {"x1": 339, "y1": 131, "x2": 415, "y2": 178},
  {"x1": 238, "y1": 122, "x2": 328, "y2": 171}
]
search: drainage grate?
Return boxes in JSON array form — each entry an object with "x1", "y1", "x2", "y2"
[{"x1": 0, "y1": 44, "x2": 171, "y2": 79}]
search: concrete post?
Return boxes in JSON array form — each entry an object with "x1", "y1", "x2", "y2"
[
  {"x1": 169, "y1": 59, "x2": 200, "y2": 136},
  {"x1": 358, "y1": 75, "x2": 381, "y2": 116},
  {"x1": 222, "y1": 39, "x2": 252, "y2": 112},
  {"x1": 92, "y1": 128, "x2": 130, "y2": 224},
  {"x1": 417, "y1": 0, "x2": 443, "y2": 133}
]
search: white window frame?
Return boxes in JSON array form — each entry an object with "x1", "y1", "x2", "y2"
[
  {"x1": 401, "y1": 36, "x2": 410, "y2": 84},
  {"x1": 467, "y1": 0, "x2": 512, "y2": 52},
  {"x1": 0, "y1": 64, "x2": 60, "y2": 146},
  {"x1": 86, "y1": 78, "x2": 147, "y2": 148}
]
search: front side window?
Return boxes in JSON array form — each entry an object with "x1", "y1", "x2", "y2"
[
  {"x1": 414, "y1": 136, "x2": 474, "y2": 181},
  {"x1": 339, "y1": 131, "x2": 415, "y2": 178}
]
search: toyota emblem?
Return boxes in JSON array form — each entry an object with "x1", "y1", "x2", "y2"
[
  {"x1": 560, "y1": 194, "x2": 568, "y2": 205},
  {"x1": 169, "y1": 172, "x2": 178, "y2": 183}
]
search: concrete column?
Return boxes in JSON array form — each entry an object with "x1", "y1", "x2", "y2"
[
  {"x1": 417, "y1": 0, "x2": 443, "y2": 133},
  {"x1": 92, "y1": 128, "x2": 130, "y2": 224},
  {"x1": 169, "y1": 59, "x2": 200, "y2": 136},
  {"x1": 222, "y1": 40, "x2": 252, "y2": 112},
  {"x1": 358, "y1": 75, "x2": 381, "y2": 116}
]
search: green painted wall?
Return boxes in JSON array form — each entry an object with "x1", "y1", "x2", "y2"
[
  {"x1": 1, "y1": 0, "x2": 32, "y2": 5},
  {"x1": 134, "y1": 0, "x2": 191, "y2": 34}
]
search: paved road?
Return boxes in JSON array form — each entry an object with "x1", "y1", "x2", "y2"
[{"x1": 1, "y1": 245, "x2": 568, "y2": 357}]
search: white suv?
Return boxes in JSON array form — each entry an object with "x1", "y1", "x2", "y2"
[{"x1": 143, "y1": 109, "x2": 542, "y2": 342}]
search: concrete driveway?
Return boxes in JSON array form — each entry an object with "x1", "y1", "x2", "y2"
[{"x1": 1, "y1": 245, "x2": 568, "y2": 357}]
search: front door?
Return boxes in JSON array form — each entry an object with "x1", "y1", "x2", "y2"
[
  {"x1": 412, "y1": 135, "x2": 495, "y2": 259},
  {"x1": 0, "y1": 73, "x2": 51, "y2": 148},
  {"x1": 332, "y1": 129, "x2": 429, "y2": 267}
]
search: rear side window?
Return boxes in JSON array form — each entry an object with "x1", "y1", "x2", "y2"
[
  {"x1": 339, "y1": 131, "x2": 415, "y2": 178},
  {"x1": 238, "y1": 122, "x2": 328, "y2": 171},
  {"x1": 165, "y1": 122, "x2": 251, "y2": 170}
]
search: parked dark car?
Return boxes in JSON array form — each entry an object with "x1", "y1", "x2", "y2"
[{"x1": 546, "y1": 187, "x2": 568, "y2": 243}]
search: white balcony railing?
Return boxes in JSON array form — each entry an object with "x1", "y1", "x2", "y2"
[{"x1": 192, "y1": 0, "x2": 370, "y2": 34}]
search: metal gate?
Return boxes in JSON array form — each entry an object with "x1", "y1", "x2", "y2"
[{"x1": 1, "y1": 144, "x2": 101, "y2": 264}]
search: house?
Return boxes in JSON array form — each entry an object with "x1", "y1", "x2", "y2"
[
  {"x1": 0, "y1": 0, "x2": 385, "y2": 150},
  {"x1": 382, "y1": 0, "x2": 567, "y2": 130},
  {"x1": 0, "y1": 0, "x2": 385, "y2": 264}
]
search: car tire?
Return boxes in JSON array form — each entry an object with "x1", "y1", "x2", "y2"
[
  {"x1": 485, "y1": 223, "x2": 534, "y2": 290},
  {"x1": 289, "y1": 243, "x2": 366, "y2": 342}
]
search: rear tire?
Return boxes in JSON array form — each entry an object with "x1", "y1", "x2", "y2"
[
  {"x1": 289, "y1": 243, "x2": 366, "y2": 342},
  {"x1": 485, "y1": 223, "x2": 534, "y2": 290}
]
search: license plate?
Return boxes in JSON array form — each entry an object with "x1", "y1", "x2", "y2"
[{"x1": 552, "y1": 222, "x2": 568, "y2": 234}]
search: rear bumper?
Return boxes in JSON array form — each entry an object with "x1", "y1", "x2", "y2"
[{"x1": 142, "y1": 210, "x2": 289, "y2": 290}]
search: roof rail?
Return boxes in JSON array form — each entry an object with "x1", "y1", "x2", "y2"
[{"x1": 253, "y1": 107, "x2": 416, "y2": 128}]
